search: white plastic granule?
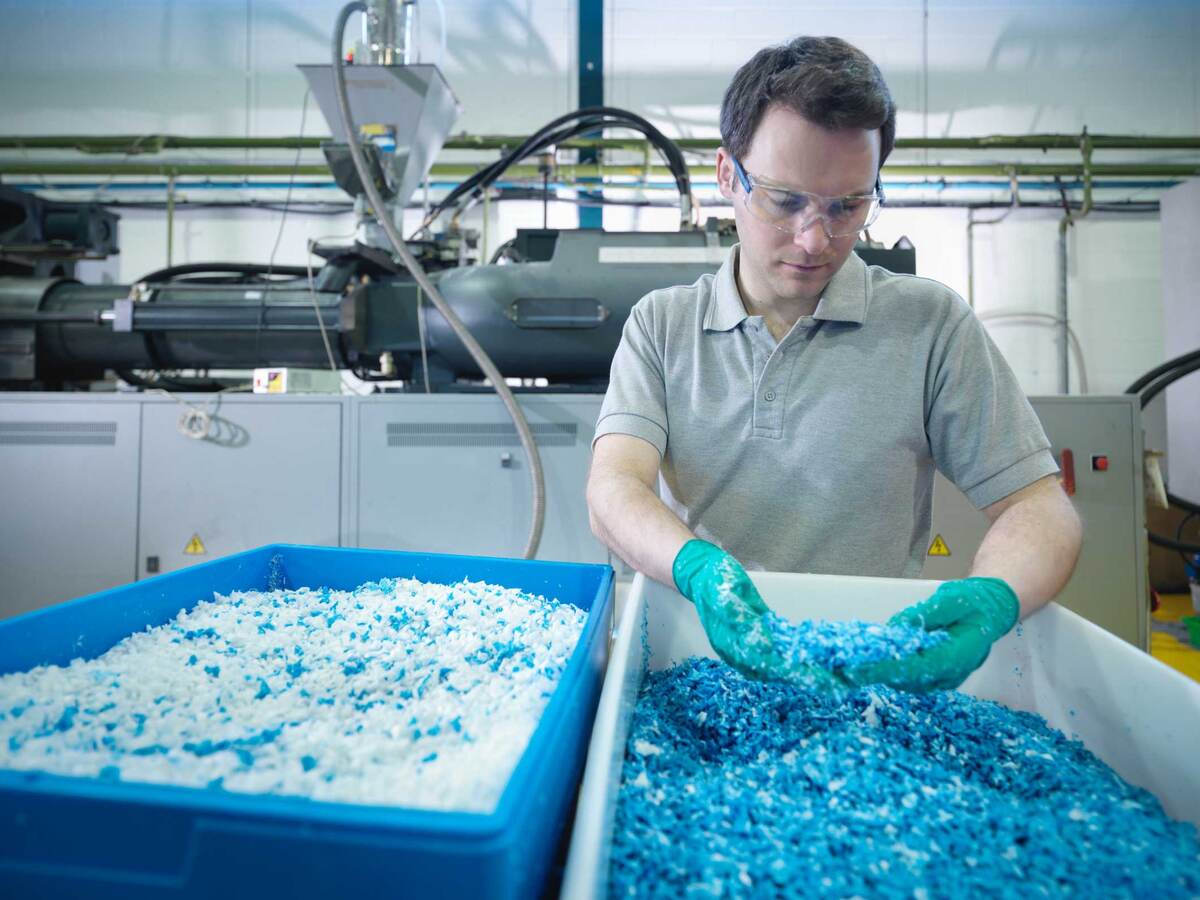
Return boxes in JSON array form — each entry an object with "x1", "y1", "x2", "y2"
[{"x1": 0, "y1": 576, "x2": 586, "y2": 813}]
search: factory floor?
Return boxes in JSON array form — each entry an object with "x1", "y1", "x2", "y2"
[{"x1": 1151, "y1": 593, "x2": 1200, "y2": 683}]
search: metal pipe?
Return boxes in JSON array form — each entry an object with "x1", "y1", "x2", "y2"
[
  {"x1": 966, "y1": 208, "x2": 975, "y2": 308},
  {"x1": 4, "y1": 161, "x2": 1200, "y2": 179},
  {"x1": 1057, "y1": 224, "x2": 1070, "y2": 393},
  {"x1": 965, "y1": 177, "x2": 1020, "y2": 308},
  {"x1": 4, "y1": 133, "x2": 1200, "y2": 153},
  {"x1": 1055, "y1": 131, "x2": 1095, "y2": 394},
  {"x1": 166, "y1": 174, "x2": 175, "y2": 266},
  {"x1": 361, "y1": 0, "x2": 416, "y2": 64}
]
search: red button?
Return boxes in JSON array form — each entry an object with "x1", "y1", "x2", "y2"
[{"x1": 1092, "y1": 455, "x2": 1109, "y2": 472}]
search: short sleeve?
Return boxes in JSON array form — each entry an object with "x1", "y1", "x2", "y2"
[
  {"x1": 594, "y1": 298, "x2": 668, "y2": 457},
  {"x1": 925, "y1": 308, "x2": 1059, "y2": 509}
]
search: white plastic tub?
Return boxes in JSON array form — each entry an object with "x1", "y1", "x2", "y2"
[{"x1": 561, "y1": 572, "x2": 1200, "y2": 898}]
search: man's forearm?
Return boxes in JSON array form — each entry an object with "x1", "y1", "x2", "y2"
[
  {"x1": 968, "y1": 481, "x2": 1083, "y2": 619},
  {"x1": 587, "y1": 471, "x2": 695, "y2": 587}
]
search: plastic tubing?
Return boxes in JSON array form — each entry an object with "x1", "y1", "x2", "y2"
[{"x1": 332, "y1": 1, "x2": 544, "y2": 559}]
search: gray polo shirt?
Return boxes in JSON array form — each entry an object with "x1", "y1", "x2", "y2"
[{"x1": 594, "y1": 245, "x2": 1058, "y2": 578}]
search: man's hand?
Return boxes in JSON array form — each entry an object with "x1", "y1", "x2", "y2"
[
  {"x1": 673, "y1": 539, "x2": 844, "y2": 689},
  {"x1": 841, "y1": 577, "x2": 1020, "y2": 692}
]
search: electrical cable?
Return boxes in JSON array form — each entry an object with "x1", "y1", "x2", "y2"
[
  {"x1": 1125, "y1": 348, "x2": 1200, "y2": 553},
  {"x1": 304, "y1": 238, "x2": 342, "y2": 375},
  {"x1": 138, "y1": 263, "x2": 309, "y2": 284},
  {"x1": 265, "y1": 88, "x2": 312, "y2": 282},
  {"x1": 257, "y1": 87, "x2": 313, "y2": 363},
  {"x1": 1176, "y1": 512, "x2": 1198, "y2": 567},
  {"x1": 440, "y1": 114, "x2": 691, "y2": 230},
  {"x1": 1126, "y1": 348, "x2": 1200, "y2": 396},
  {"x1": 332, "y1": 0, "x2": 544, "y2": 559},
  {"x1": 117, "y1": 378, "x2": 252, "y2": 439},
  {"x1": 976, "y1": 311, "x2": 1090, "y2": 394},
  {"x1": 417, "y1": 106, "x2": 694, "y2": 233},
  {"x1": 429, "y1": 0, "x2": 447, "y2": 70}
]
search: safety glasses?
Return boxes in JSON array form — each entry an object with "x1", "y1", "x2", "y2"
[{"x1": 731, "y1": 156, "x2": 884, "y2": 238}]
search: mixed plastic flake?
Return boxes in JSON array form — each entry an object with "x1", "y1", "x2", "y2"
[
  {"x1": 0, "y1": 576, "x2": 584, "y2": 813},
  {"x1": 610, "y1": 626, "x2": 1200, "y2": 898}
]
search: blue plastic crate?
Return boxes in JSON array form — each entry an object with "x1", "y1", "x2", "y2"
[{"x1": 0, "y1": 543, "x2": 614, "y2": 900}]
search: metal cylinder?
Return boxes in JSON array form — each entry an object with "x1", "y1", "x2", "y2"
[
  {"x1": 1, "y1": 279, "x2": 349, "y2": 377},
  {"x1": 361, "y1": 0, "x2": 416, "y2": 65}
]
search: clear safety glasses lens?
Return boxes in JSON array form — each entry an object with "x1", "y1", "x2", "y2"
[{"x1": 746, "y1": 185, "x2": 882, "y2": 238}]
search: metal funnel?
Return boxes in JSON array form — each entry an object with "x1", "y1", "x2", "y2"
[{"x1": 299, "y1": 63, "x2": 460, "y2": 211}]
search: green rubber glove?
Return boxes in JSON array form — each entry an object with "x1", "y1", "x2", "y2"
[
  {"x1": 841, "y1": 577, "x2": 1020, "y2": 693},
  {"x1": 672, "y1": 539, "x2": 844, "y2": 690}
]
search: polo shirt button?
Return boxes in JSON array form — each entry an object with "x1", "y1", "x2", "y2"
[{"x1": 764, "y1": 390, "x2": 777, "y2": 402}]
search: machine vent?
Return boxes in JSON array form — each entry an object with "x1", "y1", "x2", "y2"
[
  {"x1": 386, "y1": 422, "x2": 577, "y2": 448},
  {"x1": 0, "y1": 420, "x2": 118, "y2": 446}
]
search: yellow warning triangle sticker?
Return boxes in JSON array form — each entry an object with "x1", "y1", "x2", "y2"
[
  {"x1": 927, "y1": 534, "x2": 951, "y2": 557},
  {"x1": 184, "y1": 534, "x2": 207, "y2": 555}
]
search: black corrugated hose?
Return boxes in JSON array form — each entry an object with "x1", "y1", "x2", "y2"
[{"x1": 1126, "y1": 348, "x2": 1200, "y2": 555}]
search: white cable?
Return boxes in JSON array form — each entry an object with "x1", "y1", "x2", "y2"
[
  {"x1": 429, "y1": 0, "x2": 447, "y2": 70},
  {"x1": 135, "y1": 383, "x2": 252, "y2": 440},
  {"x1": 977, "y1": 311, "x2": 1090, "y2": 394},
  {"x1": 305, "y1": 238, "x2": 342, "y2": 374},
  {"x1": 304, "y1": 231, "x2": 378, "y2": 396},
  {"x1": 266, "y1": 88, "x2": 312, "y2": 278}
]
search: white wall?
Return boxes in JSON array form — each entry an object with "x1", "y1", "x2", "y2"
[
  {"x1": 4, "y1": 0, "x2": 1197, "y2": 396},
  {"x1": 1161, "y1": 179, "x2": 1200, "y2": 499}
]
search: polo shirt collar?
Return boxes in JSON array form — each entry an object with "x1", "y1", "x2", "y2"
[
  {"x1": 703, "y1": 245, "x2": 750, "y2": 332},
  {"x1": 812, "y1": 251, "x2": 869, "y2": 324},
  {"x1": 704, "y1": 245, "x2": 871, "y2": 333}
]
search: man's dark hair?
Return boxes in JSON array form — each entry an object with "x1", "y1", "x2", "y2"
[{"x1": 720, "y1": 36, "x2": 896, "y2": 170}]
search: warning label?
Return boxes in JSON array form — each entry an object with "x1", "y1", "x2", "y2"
[
  {"x1": 927, "y1": 534, "x2": 951, "y2": 557},
  {"x1": 184, "y1": 534, "x2": 207, "y2": 555}
]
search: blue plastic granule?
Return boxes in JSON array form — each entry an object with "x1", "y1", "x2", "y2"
[
  {"x1": 254, "y1": 679, "x2": 271, "y2": 700},
  {"x1": 54, "y1": 705, "x2": 78, "y2": 733},
  {"x1": 204, "y1": 665, "x2": 220, "y2": 678},
  {"x1": 763, "y1": 614, "x2": 948, "y2": 670},
  {"x1": 300, "y1": 755, "x2": 318, "y2": 772},
  {"x1": 609, "y1": 658, "x2": 1200, "y2": 898}
]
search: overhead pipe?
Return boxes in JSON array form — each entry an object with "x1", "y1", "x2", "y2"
[
  {"x1": 3, "y1": 161, "x2": 1199, "y2": 179},
  {"x1": 1054, "y1": 130, "x2": 1096, "y2": 394},
  {"x1": 3, "y1": 133, "x2": 1200, "y2": 153}
]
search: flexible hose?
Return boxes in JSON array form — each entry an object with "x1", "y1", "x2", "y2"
[
  {"x1": 332, "y1": 1, "x2": 544, "y2": 559},
  {"x1": 1125, "y1": 348, "x2": 1200, "y2": 551},
  {"x1": 421, "y1": 105, "x2": 694, "y2": 231},
  {"x1": 138, "y1": 262, "x2": 309, "y2": 283},
  {"x1": 1126, "y1": 348, "x2": 1200, "y2": 397},
  {"x1": 977, "y1": 311, "x2": 1090, "y2": 394}
]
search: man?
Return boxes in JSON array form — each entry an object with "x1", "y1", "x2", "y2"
[{"x1": 586, "y1": 36, "x2": 1082, "y2": 692}]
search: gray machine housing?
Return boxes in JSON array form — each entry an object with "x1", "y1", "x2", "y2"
[
  {"x1": 922, "y1": 395, "x2": 1149, "y2": 649},
  {"x1": 3, "y1": 392, "x2": 1148, "y2": 653},
  {"x1": 0, "y1": 392, "x2": 608, "y2": 620}
]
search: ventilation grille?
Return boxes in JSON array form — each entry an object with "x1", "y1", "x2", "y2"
[
  {"x1": 0, "y1": 420, "x2": 118, "y2": 446},
  {"x1": 386, "y1": 421, "x2": 577, "y2": 448}
]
